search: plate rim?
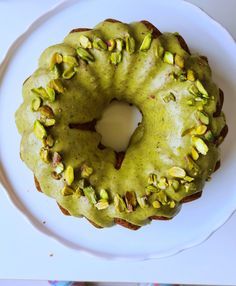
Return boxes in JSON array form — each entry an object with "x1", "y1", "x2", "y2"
[{"x1": 0, "y1": 0, "x2": 236, "y2": 261}]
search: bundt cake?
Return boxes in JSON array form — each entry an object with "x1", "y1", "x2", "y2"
[{"x1": 15, "y1": 19, "x2": 227, "y2": 229}]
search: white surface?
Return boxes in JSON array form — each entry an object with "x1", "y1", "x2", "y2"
[{"x1": 0, "y1": 0, "x2": 236, "y2": 284}]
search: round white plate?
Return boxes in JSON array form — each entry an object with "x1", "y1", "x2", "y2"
[{"x1": 0, "y1": 0, "x2": 236, "y2": 260}]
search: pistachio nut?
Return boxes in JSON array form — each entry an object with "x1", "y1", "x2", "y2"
[
  {"x1": 55, "y1": 162, "x2": 64, "y2": 174},
  {"x1": 186, "y1": 99, "x2": 194, "y2": 106},
  {"x1": 184, "y1": 176, "x2": 194, "y2": 182},
  {"x1": 152, "y1": 200, "x2": 161, "y2": 209},
  {"x1": 62, "y1": 55, "x2": 78, "y2": 66},
  {"x1": 74, "y1": 188, "x2": 82, "y2": 198},
  {"x1": 197, "y1": 111, "x2": 209, "y2": 125},
  {"x1": 40, "y1": 147, "x2": 50, "y2": 163},
  {"x1": 189, "y1": 85, "x2": 199, "y2": 96},
  {"x1": 38, "y1": 105, "x2": 54, "y2": 119},
  {"x1": 48, "y1": 79, "x2": 64, "y2": 94},
  {"x1": 192, "y1": 136, "x2": 209, "y2": 155},
  {"x1": 93, "y1": 38, "x2": 107, "y2": 50},
  {"x1": 170, "y1": 179, "x2": 179, "y2": 190},
  {"x1": 81, "y1": 164, "x2": 93, "y2": 178},
  {"x1": 168, "y1": 166, "x2": 186, "y2": 178},
  {"x1": 125, "y1": 35, "x2": 135, "y2": 54},
  {"x1": 95, "y1": 199, "x2": 109, "y2": 210},
  {"x1": 46, "y1": 87, "x2": 56, "y2": 102},
  {"x1": 205, "y1": 130, "x2": 214, "y2": 142},
  {"x1": 163, "y1": 51, "x2": 174, "y2": 65},
  {"x1": 83, "y1": 186, "x2": 97, "y2": 204},
  {"x1": 31, "y1": 87, "x2": 49, "y2": 101},
  {"x1": 114, "y1": 194, "x2": 126, "y2": 212},
  {"x1": 191, "y1": 147, "x2": 199, "y2": 161},
  {"x1": 52, "y1": 152, "x2": 62, "y2": 167},
  {"x1": 107, "y1": 39, "x2": 116, "y2": 51},
  {"x1": 140, "y1": 32, "x2": 152, "y2": 51},
  {"x1": 157, "y1": 177, "x2": 168, "y2": 190},
  {"x1": 51, "y1": 171, "x2": 62, "y2": 180},
  {"x1": 79, "y1": 35, "x2": 92, "y2": 49},
  {"x1": 110, "y1": 52, "x2": 122, "y2": 65},
  {"x1": 169, "y1": 201, "x2": 176, "y2": 208},
  {"x1": 158, "y1": 46, "x2": 164, "y2": 58},
  {"x1": 185, "y1": 155, "x2": 200, "y2": 176},
  {"x1": 61, "y1": 185, "x2": 74, "y2": 196},
  {"x1": 34, "y1": 120, "x2": 47, "y2": 140},
  {"x1": 31, "y1": 97, "x2": 42, "y2": 112},
  {"x1": 175, "y1": 54, "x2": 184, "y2": 68},
  {"x1": 124, "y1": 191, "x2": 137, "y2": 212},
  {"x1": 181, "y1": 126, "x2": 195, "y2": 137},
  {"x1": 52, "y1": 64, "x2": 61, "y2": 79},
  {"x1": 137, "y1": 196, "x2": 148, "y2": 208},
  {"x1": 44, "y1": 118, "x2": 56, "y2": 127},
  {"x1": 50, "y1": 52, "x2": 63, "y2": 70},
  {"x1": 196, "y1": 80, "x2": 209, "y2": 98},
  {"x1": 43, "y1": 135, "x2": 54, "y2": 148},
  {"x1": 156, "y1": 190, "x2": 168, "y2": 205},
  {"x1": 187, "y1": 69, "x2": 195, "y2": 81},
  {"x1": 62, "y1": 68, "x2": 76, "y2": 79},
  {"x1": 115, "y1": 38, "x2": 123, "y2": 52},
  {"x1": 100, "y1": 189, "x2": 109, "y2": 200},
  {"x1": 65, "y1": 165, "x2": 74, "y2": 186},
  {"x1": 145, "y1": 185, "x2": 159, "y2": 195},
  {"x1": 76, "y1": 47, "x2": 94, "y2": 62},
  {"x1": 163, "y1": 92, "x2": 176, "y2": 103},
  {"x1": 148, "y1": 173, "x2": 157, "y2": 186},
  {"x1": 195, "y1": 124, "x2": 207, "y2": 135}
]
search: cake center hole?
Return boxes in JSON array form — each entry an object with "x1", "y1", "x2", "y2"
[{"x1": 95, "y1": 101, "x2": 142, "y2": 152}]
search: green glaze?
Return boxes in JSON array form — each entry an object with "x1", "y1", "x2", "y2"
[{"x1": 15, "y1": 20, "x2": 226, "y2": 228}]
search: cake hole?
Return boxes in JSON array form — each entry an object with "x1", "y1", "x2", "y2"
[{"x1": 95, "y1": 101, "x2": 142, "y2": 152}]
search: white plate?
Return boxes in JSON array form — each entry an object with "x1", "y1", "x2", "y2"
[{"x1": 0, "y1": 0, "x2": 236, "y2": 260}]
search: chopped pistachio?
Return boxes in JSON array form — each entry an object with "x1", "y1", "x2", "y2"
[
  {"x1": 169, "y1": 166, "x2": 186, "y2": 178},
  {"x1": 34, "y1": 120, "x2": 47, "y2": 140},
  {"x1": 73, "y1": 188, "x2": 82, "y2": 198},
  {"x1": 148, "y1": 173, "x2": 157, "y2": 186},
  {"x1": 52, "y1": 64, "x2": 61, "y2": 78},
  {"x1": 163, "y1": 92, "x2": 176, "y2": 103},
  {"x1": 192, "y1": 136, "x2": 209, "y2": 155},
  {"x1": 114, "y1": 194, "x2": 126, "y2": 212},
  {"x1": 62, "y1": 68, "x2": 76, "y2": 79},
  {"x1": 191, "y1": 147, "x2": 199, "y2": 160},
  {"x1": 79, "y1": 35, "x2": 92, "y2": 49},
  {"x1": 178, "y1": 73, "x2": 187, "y2": 82},
  {"x1": 83, "y1": 186, "x2": 97, "y2": 204},
  {"x1": 46, "y1": 87, "x2": 56, "y2": 102},
  {"x1": 195, "y1": 124, "x2": 207, "y2": 135},
  {"x1": 52, "y1": 152, "x2": 62, "y2": 167},
  {"x1": 48, "y1": 79, "x2": 64, "y2": 94},
  {"x1": 31, "y1": 87, "x2": 49, "y2": 100},
  {"x1": 187, "y1": 69, "x2": 195, "y2": 81},
  {"x1": 156, "y1": 190, "x2": 168, "y2": 205},
  {"x1": 196, "y1": 80, "x2": 209, "y2": 98},
  {"x1": 55, "y1": 162, "x2": 64, "y2": 174},
  {"x1": 76, "y1": 47, "x2": 94, "y2": 62},
  {"x1": 169, "y1": 201, "x2": 176, "y2": 208},
  {"x1": 157, "y1": 177, "x2": 168, "y2": 190},
  {"x1": 78, "y1": 179, "x2": 86, "y2": 189},
  {"x1": 115, "y1": 39, "x2": 123, "y2": 51},
  {"x1": 31, "y1": 97, "x2": 42, "y2": 112},
  {"x1": 145, "y1": 185, "x2": 158, "y2": 195},
  {"x1": 152, "y1": 200, "x2": 161, "y2": 209},
  {"x1": 61, "y1": 185, "x2": 74, "y2": 196},
  {"x1": 110, "y1": 52, "x2": 122, "y2": 65},
  {"x1": 39, "y1": 105, "x2": 54, "y2": 118},
  {"x1": 185, "y1": 155, "x2": 200, "y2": 176},
  {"x1": 65, "y1": 165, "x2": 74, "y2": 186},
  {"x1": 100, "y1": 189, "x2": 109, "y2": 200},
  {"x1": 197, "y1": 111, "x2": 209, "y2": 125},
  {"x1": 81, "y1": 164, "x2": 93, "y2": 178},
  {"x1": 158, "y1": 46, "x2": 164, "y2": 58},
  {"x1": 125, "y1": 35, "x2": 135, "y2": 54},
  {"x1": 170, "y1": 179, "x2": 179, "y2": 190},
  {"x1": 125, "y1": 191, "x2": 137, "y2": 212},
  {"x1": 163, "y1": 51, "x2": 174, "y2": 65},
  {"x1": 107, "y1": 39, "x2": 116, "y2": 51},
  {"x1": 40, "y1": 147, "x2": 50, "y2": 163},
  {"x1": 184, "y1": 176, "x2": 194, "y2": 182},
  {"x1": 205, "y1": 130, "x2": 215, "y2": 142},
  {"x1": 189, "y1": 85, "x2": 199, "y2": 95},
  {"x1": 175, "y1": 54, "x2": 184, "y2": 68},
  {"x1": 181, "y1": 126, "x2": 195, "y2": 137},
  {"x1": 187, "y1": 99, "x2": 194, "y2": 106},
  {"x1": 95, "y1": 199, "x2": 109, "y2": 210},
  {"x1": 140, "y1": 32, "x2": 152, "y2": 51},
  {"x1": 44, "y1": 118, "x2": 56, "y2": 127},
  {"x1": 93, "y1": 37, "x2": 107, "y2": 50},
  {"x1": 137, "y1": 196, "x2": 148, "y2": 208},
  {"x1": 50, "y1": 52, "x2": 63, "y2": 70},
  {"x1": 62, "y1": 55, "x2": 78, "y2": 66},
  {"x1": 51, "y1": 171, "x2": 62, "y2": 180},
  {"x1": 43, "y1": 135, "x2": 54, "y2": 148}
]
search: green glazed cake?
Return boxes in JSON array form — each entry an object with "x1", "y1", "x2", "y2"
[{"x1": 15, "y1": 19, "x2": 227, "y2": 229}]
